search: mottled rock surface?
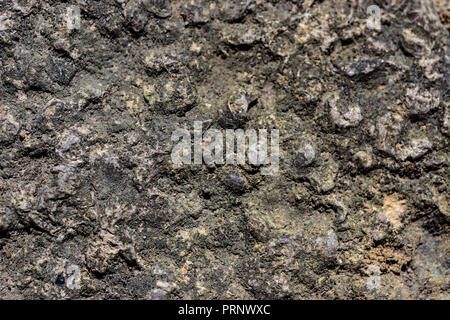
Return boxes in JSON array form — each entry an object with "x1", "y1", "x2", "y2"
[{"x1": 0, "y1": 0, "x2": 448, "y2": 299}]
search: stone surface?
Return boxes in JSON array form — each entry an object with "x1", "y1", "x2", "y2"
[{"x1": 0, "y1": 0, "x2": 448, "y2": 300}]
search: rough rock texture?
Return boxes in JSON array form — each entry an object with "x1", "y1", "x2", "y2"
[{"x1": 0, "y1": 0, "x2": 449, "y2": 300}]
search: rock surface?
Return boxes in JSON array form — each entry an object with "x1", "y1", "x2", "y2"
[{"x1": 0, "y1": 0, "x2": 448, "y2": 299}]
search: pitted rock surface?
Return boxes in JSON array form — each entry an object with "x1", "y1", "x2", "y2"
[{"x1": 0, "y1": 0, "x2": 448, "y2": 299}]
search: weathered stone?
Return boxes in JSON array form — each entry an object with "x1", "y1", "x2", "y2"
[
  {"x1": 295, "y1": 142, "x2": 316, "y2": 168},
  {"x1": 344, "y1": 57, "x2": 381, "y2": 77},
  {"x1": 307, "y1": 153, "x2": 339, "y2": 193},
  {"x1": 327, "y1": 93, "x2": 363, "y2": 128},
  {"x1": 405, "y1": 85, "x2": 440, "y2": 117},
  {"x1": 0, "y1": 0, "x2": 448, "y2": 301},
  {"x1": 401, "y1": 29, "x2": 427, "y2": 58},
  {"x1": 124, "y1": 0, "x2": 149, "y2": 33},
  {"x1": 354, "y1": 149, "x2": 374, "y2": 170},
  {"x1": 315, "y1": 229, "x2": 339, "y2": 259}
]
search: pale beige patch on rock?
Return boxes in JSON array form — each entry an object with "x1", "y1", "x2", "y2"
[{"x1": 379, "y1": 194, "x2": 408, "y2": 230}]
